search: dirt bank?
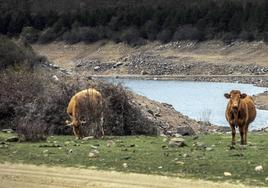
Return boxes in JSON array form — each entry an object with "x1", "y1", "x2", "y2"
[
  {"x1": 32, "y1": 40, "x2": 268, "y2": 69},
  {"x1": 33, "y1": 40, "x2": 268, "y2": 87},
  {"x1": 129, "y1": 92, "x2": 226, "y2": 135},
  {"x1": 0, "y1": 163, "x2": 256, "y2": 188},
  {"x1": 253, "y1": 92, "x2": 268, "y2": 110}
]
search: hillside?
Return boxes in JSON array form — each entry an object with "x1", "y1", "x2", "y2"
[
  {"x1": 1, "y1": 0, "x2": 268, "y2": 43},
  {"x1": 32, "y1": 40, "x2": 268, "y2": 77}
]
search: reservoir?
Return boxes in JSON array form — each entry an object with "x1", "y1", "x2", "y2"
[{"x1": 107, "y1": 79, "x2": 268, "y2": 130}]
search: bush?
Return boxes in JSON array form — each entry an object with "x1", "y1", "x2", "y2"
[
  {"x1": 222, "y1": 32, "x2": 237, "y2": 44},
  {"x1": 264, "y1": 32, "x2": 268, "y2": 43},
  {"x1": 63, "y1": 27, "x2": 102, "y2": 44},
  {"x1": 119, "y1": 27, "x2": 144, "y2": 45},
  {"x1": 173, "y1": 25, "x2": 204, "y2": 41},
  {"x1": 38, "y1": 28, "x2": 58, "y2": 43},
  {"x1": 157, "y1": 29, "x2": 173, "y2": 43},
  {"x1": 0, "y1": 67, "x2": 157, "y2": 141},
  {"x1": 239, "y1": 31, "x2": 255, "y2": 42},
  {"x1": 20, "y1": 27, "x2": 40, "y2": 43},
  {"x1": 0, "y1": 35, "x2": 38, "y2": 69}
]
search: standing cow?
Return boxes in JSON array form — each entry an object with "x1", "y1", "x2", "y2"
[
  {"x1": 66, "y1": 88, "x2": 104, "y2": 139},
  {"x1": 224, "y1": 90, "x2": 256, "y2": 145}
]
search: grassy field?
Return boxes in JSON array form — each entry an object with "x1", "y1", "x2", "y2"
[{"x1": 1, "y1": 132, "x2": 268, "y2": 186}]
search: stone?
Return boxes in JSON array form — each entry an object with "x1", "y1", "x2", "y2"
[
  {"x1": 1, "y1": 129, "x2": 14, "y2": 133},
  {"x1": 6, "y1": 136, "x2": 19, "y2": 142},
  {"x1": 122, "y1": 163, "x2": 128, "y2": 168},
  {"x1": 195, "y1": 142, "x2": 206, "y2": 149},
  {"x1": 174, "y1": 133, "x2": 182, "y2": 138},
  {"x1": 120, "y1": 156, "x2": 131, "y2": 160},
  {"x1": 68, "y1": 149, "x2": 73, "y2": 153},
  {"x1": 94, "y1": 66, "x2": 101, "y2": 71},
  {"x1": 255, "y1": 165, "x2": 263, "y2": 172},
  {"x1": 206, "y1": 147, "x2": 213, "y2": 151},
  {"x1": 168, "y1": 138, "x2": 186, "y2": 147},
  {"x1": 141, "y1": 70, "x2": 149, "y2": 75},
  {"x1": 88, "y1": 152, "x2": 97, "y2": 158},
  {"x1": 224, "y1": 172, "x2": 232, "y2": 176},
  {"x1": 175, "y1": 161, "x2": 184, "y2": 165},
  {"x1": 90, "y1": 145, "x2": 98, "y2": 149},
  {"x1": 107, "y1": 140, "x2": 115, "y2": 147},
  {"x1": 182, "y1": 153, "x2": 189, "y2": 158},
  {"x1": 177, "y1": 126, "x2": 195, "y2": 136},
  {"x1": 82, "y1": 136, "x2": 94, "y2": 141},
  {"x1": 92, "y1": 149, "x2": 99, "y2": 154}
]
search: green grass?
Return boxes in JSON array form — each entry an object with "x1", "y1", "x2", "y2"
[{"x1": 1, "y1": 132, "x2": 268, "y2": 186}]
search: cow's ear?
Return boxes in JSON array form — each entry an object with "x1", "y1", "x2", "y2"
[
  {"x1": 224, "y1": 93, "x2": 230, "y2": 99},
  {"x1": 240, "y1": 93, "x2": 247, "y2": 99}
]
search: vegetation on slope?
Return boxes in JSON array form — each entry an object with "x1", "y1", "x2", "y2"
[{"x1": 1, "y1": 0, "x2": 268, "y2": 44}]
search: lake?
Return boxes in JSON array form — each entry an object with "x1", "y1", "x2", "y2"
[{"x1": 106, "y1": 79, "x2": 268, "y2": 130}]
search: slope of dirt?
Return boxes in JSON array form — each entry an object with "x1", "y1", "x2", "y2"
[
  {"x1": 0, "y1": 163, "x2": 257, "y2": 188},
  {"x1": 32, "y1": 40, "x2": 268, "y2": 76},
  {"x1": 253, "y1": 92, "x2": 268, "y2": 110},
  {"x1": 129, "y1": 92, "x2": 225, "y2": 135}
]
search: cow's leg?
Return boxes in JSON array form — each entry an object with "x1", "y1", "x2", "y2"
[
  {"x1": 239, "y1": 126, "x2": 245, "y2": 145},
  {"x1": 230, "y1": 124, "x2": 236, "y2": 145},
  {"x1": 73, "y1": 126, "x2": 82, "y2": 139},
  {"x1": 245, "y1": 124, "x2": 249, "y2": 145},
  {"x1": 99, "y1": 112, "x2": 104, "y2": 137}
]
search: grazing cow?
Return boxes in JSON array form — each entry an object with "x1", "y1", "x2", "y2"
[
  {"x1": 224, "y1": 90, "x2": 256, "y2": 145},
  {"x1": 66, "y1": 88, "x2": 104, "y2": 139}
]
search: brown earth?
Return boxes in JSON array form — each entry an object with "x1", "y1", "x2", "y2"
[
  {"x1": 32, "y1": 40, "x2": 268, "y2": 70},
  {"x1": 0, "y1": 163, "x2": 258, "y2": 188},
  {"x1": 129, "y1": 92, "x2": 224, "y2": 135},
  {"x1": 253, "y1": 92, "x2": 268, "y2": 110}
]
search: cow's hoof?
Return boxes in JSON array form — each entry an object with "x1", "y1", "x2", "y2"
[{"x1": 229, "y1": 145, "x2": 236, "y2": 150}]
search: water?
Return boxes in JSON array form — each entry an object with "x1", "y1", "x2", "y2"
[{"x1": 107, "y1": 79, "x2": 268, "y2": 129}]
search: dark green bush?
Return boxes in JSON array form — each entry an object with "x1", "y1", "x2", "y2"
[{"x1": 0, "y1": 35, "x2": 37, "y2": 69}]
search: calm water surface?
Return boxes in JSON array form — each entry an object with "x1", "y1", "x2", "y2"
[{"x1": 107, "y1": 79, "x2": 268, "y2": 129}]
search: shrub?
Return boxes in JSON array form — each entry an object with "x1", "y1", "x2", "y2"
[
  {"x1": 20, "y1": 27, "x2": 40, "y2": 43},
  {"x1": 239, "y1": 31, "x2": 255, "y2": 42},
  {"x1": 119, "y1": 27, "x2": 144, "y2": 45},
  {"x1": 38, "y1": 27, "x2": 58, "y2": 43},
  {"x1": 222, "y1": 32, "x2": 237, "y2": 44},
  {"x1": 0, "y1": 35, "x2": 37, "y2": 69},
  {"x1": 173, "y1": 25, "x2": 204, "y2": 41},
  {"x1": 264, "y1": 32, "x2": 268, "y2": 43},
  {"x1": 0, "y1": 66, "x2": 158, "y2": 141},
  {"x1": 157, "y1": 29, "x2": 173, "y2": 43}
]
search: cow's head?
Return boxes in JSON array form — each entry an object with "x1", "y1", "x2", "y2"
[{"x1": 224, "y1": 90, "x2": 247, "y2": 112}]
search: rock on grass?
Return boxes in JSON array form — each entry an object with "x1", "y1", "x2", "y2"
[
  {"x1": 6, "y1": 136, "x2": 19, "y2": 142},
  {"x1": 255, "y1": 165, "x2": 263, "y2": 172},
  {"x1": 224, "y1": 172, "x2": 232, "y2": 176},
  {"x1": 168, "y1": 138, "x2": 187, "y2": 147}
]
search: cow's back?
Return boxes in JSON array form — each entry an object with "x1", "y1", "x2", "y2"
[
  {"x1": 75, "y1": 88, "x2": 103, "y2": 117},
  {"x1": 243, "y1": 96, "x2": 256, "y2": 124}
]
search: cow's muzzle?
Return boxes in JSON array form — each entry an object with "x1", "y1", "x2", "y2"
[
  {"x1": 232, "y1": 106, "x2": 238, "y2": 113},
  {"x1": 65, "y1": 120, "x2": 87, "y2": 127}
]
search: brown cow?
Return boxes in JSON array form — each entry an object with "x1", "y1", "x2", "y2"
[
  {"x1": 224, "y1": 90, "x2": 256, "y2": 145},
  {"x1": 66, "y1": 88, "x2": 104, "y2": 139}
]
